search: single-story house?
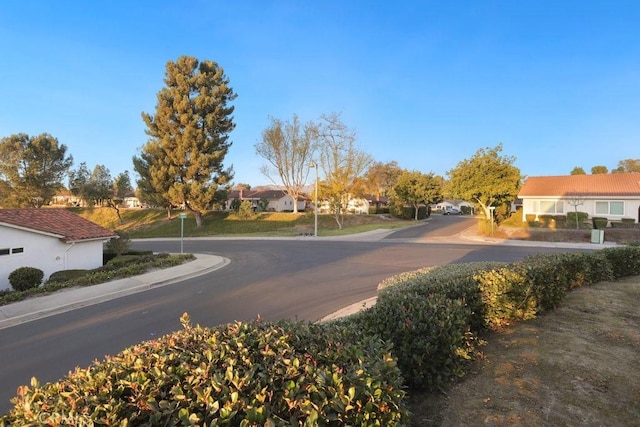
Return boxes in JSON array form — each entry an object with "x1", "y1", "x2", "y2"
[
  {"x1": 226, "y1": 189, "x2": 307, "y2": 212},
  {"x1": 0, "y1": 209, "x2": 116, "y2": 290},
  {"x1": 122, "y1": 196, "x2": 142, "y2": 208},
  {"x1": 50, "y1": 190, "x2": 86, "y2": 207},
  {"x1": 346, "y1": 198, "x2": 370, "y2": 214},
  {"x1": 363, "y1": 195, "x2": 389, "y2": 211},
  {"x1": 518, "y1": 173, "x2": 640, "y2": 224},
  {"x1": 316, "y1": 196, "x2": 370, "y2": 215}
]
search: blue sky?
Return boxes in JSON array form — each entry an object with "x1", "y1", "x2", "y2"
[{"x1": 1, "y1": 1, "x2": 639, "y2": 187}]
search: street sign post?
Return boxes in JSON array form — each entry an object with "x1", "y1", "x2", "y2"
[{"x1": 179, "y1": 213, "x2": 187, "y2": 253}]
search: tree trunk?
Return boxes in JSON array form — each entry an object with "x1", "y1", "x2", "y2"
[
  {"x1": 107, "y1": 200, "x2": 123, "y2": 224},
  {"x1": 193, "y1": 211, "x2": 203, "y2": 227},
  {"x1": 414, "y1": 203, "x2": 419, "y2": 221},
  {"x1": 480, "y1": 202, "x2": 491, "y2": 220},
  {"x1": 165, "y1": 204, "x2": 172, "y2": 219},
  {"x1": 334, "y1": 206, "x2": 343, "y2": 229}
]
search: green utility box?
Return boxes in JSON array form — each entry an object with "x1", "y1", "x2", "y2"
[{"x1": 591, "y1": 229, "x2": 604, "y2": 244}]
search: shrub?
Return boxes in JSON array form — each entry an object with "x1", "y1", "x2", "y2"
[
  {"x1": 600, "y1": 246, "x2": 640, "y2": 279},
  {"x1": 8, "y1": 267, "x2": 43, "y2": 292},
  {"x1": 106, "y1": 254, "x2": 151, "y2": 269},
  {"x1": 553, "y1": 215, "x2": 567, "y2": 228},
  {"x1": 47, "y1": 269, "x2": 89, "y2": 283},
  {"x1": 474, "y1": 265, "x2": 536, "y2": 330},
  {"x1": 105, "y1": 230, "x2": 131, "y2": 256},
  {"x1": 358, "y1": 262, "x2": 504, "y2": 390},
  {"x1": 105, "y1": 249, "x2": 155, "y2": 264},
  {"x1": 352, "y1": 291, "x2": 475, "y2": 391},
  {"x1": 1, "y1": 315, "x2": 409, "y2": 425},
  {"x1": 592, "y1": 217, "x2": 608, "y2": 229},
  {"x1": 393, "y1": 206, "x2": 427, "y2": 220},
  {"x1": 611, "y1": 219, "x2": 637, "y2": 229},
  {"x1": 349, "y1": 250, "x2": 635, "y2": 392},
  {"x1": 525, "y1": 214, "x2": 538, "y2": 226},
  {"x1": 237, "y1": 200, "x2": 256, "y2": 220},
  {"x1": 500, "y1": 211, "x2": 524, "y2": 227},
  {"x1": 566, "y1": 211, "x2": 589, "y2": 228}
]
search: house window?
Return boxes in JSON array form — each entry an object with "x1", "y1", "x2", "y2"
[
  {"x1": 596, "y1": 201, "x2": 624, "y2": 216},
  {"x1": 0, "y1": 248, "x2": 25, "y2": 256},
  {"x1": 536, "y1": 200, "x2": 564, "y2": 214}
]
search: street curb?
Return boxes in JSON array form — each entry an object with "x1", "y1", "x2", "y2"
[{"x1": 0, "y1": 254, "x2": 229, "y2": 330}]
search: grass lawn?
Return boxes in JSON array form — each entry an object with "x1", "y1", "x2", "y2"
[{"x1": 72, "y1": 207, "x2": 414, "y2": 238}]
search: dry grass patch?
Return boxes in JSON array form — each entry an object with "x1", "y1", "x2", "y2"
[{"x1": 409, "y1": 277, "x2": 640, "y2": 426}]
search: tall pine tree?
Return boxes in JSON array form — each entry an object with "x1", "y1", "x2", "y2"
[{"x1": 137, "y1": 56, "x2": 236, "y2": 227}]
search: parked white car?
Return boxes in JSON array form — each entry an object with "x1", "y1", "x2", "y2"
[{"x1": 443, "y1": 208, "x2": 463, "y2": 215}]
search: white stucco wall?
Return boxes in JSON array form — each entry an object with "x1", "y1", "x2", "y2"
[
  {"x1": 269, "y1": 196, "x2": 306, "y2": 212},
  {"x1": 0, "y1": 227, "x2": 105, "y2": 291},
  {"x1": 521, "y1": 197, "x2": 640, "y2": 223}
]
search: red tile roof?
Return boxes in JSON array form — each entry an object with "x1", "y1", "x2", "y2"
[
  {"x1": 519, "y1": 173, "x2": 640, "y2": 197},
  {"x1": 0, "y1": 209, "x2": 116, "y2": 242},
  {"x1": 229, "y1": 189, "x2": 307, "y2": 201}
]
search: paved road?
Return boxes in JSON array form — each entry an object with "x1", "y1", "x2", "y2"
[
  {"x1": 0, "y1": 217, "x2": 580, "y2": 413},
  {"x1": 383, "y1": 214, "x2": 477, "y2": 240}
]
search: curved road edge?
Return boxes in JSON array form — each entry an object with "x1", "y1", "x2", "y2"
[{"x1": 0, "y1": 254, "x2": 229, "y2": 330}]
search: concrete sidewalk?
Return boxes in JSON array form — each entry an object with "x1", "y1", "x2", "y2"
[
  {"x1": 0, "y1": 230, "x2": 616, "y2": 330},
  {"x1": 0, "y1": 254, "x2": 229, "y2": 330}
]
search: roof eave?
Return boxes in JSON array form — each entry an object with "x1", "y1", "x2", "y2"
[{"x1": 0, "y1": 222, "x2": 66, "y2": 240}]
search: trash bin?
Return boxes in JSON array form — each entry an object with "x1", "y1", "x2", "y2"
[{"x1": 591, "y1": 229, "x2": 604, "y2": 244}]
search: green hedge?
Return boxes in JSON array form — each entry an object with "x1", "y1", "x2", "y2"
[
  {"x1": 1, "y1": 315, "x2": 409, "y2": 426},
  {"x1": 592, "y1": 217, "x2": 609, "y2": 229},
  {"x1": 611, "y1": 219, "x2": 638, "y2": 229},
  {"x1": 346, "y1": 248, "x2": 638, "y2": 392},
  {"x1": 566, "y1": 211, "x2": 589, "y2": 228},
  {"x1": 393, "y1": 206, "x2": 427, "y2": 220}
]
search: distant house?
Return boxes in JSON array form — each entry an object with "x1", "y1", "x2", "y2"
[
  {"x1": 122, "y1": 196, "x2": 142, "y2": 208},
  {"x1": 0, "y1": 209, "x2": 116, "y2": 290},
  {"x1": 50, "y1": 190, "x2": 86, "y2": 207},
  {"x1": 518, "y1": 173, "x2": 640, "y2": 224},
  {"x1": 363, "y1": 195, "x2": 389, "y2": 212},
  {"x1": 317, "y1": 196, "x2": 370, "y2": 215},
  {"x1": 226, "y1": 189, "x2": 307, "y2": 212}
]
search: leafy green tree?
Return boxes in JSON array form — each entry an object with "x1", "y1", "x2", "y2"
[
  {"x1": 68, "y1": 162, "x2": 93, "y2": 205},
  {"x1": 137, "y1": 56, "x2": 236, "y2": 227},
  {"x1": 69, "y1": 163, "x2": 124, "y2": 222},
  {"x1": 447, "y1": 144, "x2": 521, "y2": 220},
  {"x1": 612, "y1": 158, "x2": 640, "y2": 173},
  {"x1": 363, "y1": 161, "x2": 403, "y2": 211},
  {"x1": 591, "y1": 165, "x2": 608, "y2": 174},
  {"x1": 105, "y1": 230, "x2": 131, "y2": 256},
  {"x1": 390, "y1": 170, "x2": 443, "y2": 220},
  {"x1": 0, "y1": 133, "x2": 73, "y2": 207},
  {"x1": 570, "y1": 166, "x2": 586, "y2": 175},
  {"x1": 234, "y1": 183, "x2": 252, "y2": 191},
  {"x1": 237, "y1": 200, "x2": 256, "y2": 220},
  {"x1": 255, "y1": 114, "x2": 318, "y2": 214},
  {"x1": 113, "y1": 171, "x2": 133, "y2": 201},
  {"x1": 88, "y1": 165, "x2": 114, "y2": 207},
  {"x1": 317, "y1": 113, "x2": 373, "y2": 229}
]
